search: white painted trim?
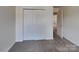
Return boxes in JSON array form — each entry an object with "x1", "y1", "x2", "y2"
[
  {"x1": 63, "y1": 36, "x2": 79, "y2": 47},
  {"x1": 24, "y1": 39, "x2": 53, "y2": 40},
  {"x1": 16, "y1": 40, "x2": 23, "y2": 42},
  {"x1": 24, "y1": 36, "x2": 53, "y2": 40},
  {"x1": 7, "y1": 42, "x2": 16, "y2": 52},
  {"x1": 61, "y1": 7, "x2": 64, "y2": 38},
  {"x1": 16, "y1": 7, "x2": 24, "y2": 42}
]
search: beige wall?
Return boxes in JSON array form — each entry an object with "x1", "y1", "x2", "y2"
[
  {"x1": 0, "y1": 6, "x2": 16, "y2": 51},
  {"x1": 63, "y1": 7, "x2": 79, "y2": 46}
]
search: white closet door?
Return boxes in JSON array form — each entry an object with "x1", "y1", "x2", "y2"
[
  {"x1": 24, "y1": 10, "x2": 33, "y2": 40},
  {"x1": 24, "y1": 9, "x2": 53, "y2": 40}
]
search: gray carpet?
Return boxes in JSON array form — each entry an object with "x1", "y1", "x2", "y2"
[
  {"x1": 9, "y1": 32, "x2": 79, "y2": 52},
  {"x1": 9, "y1": 40, "x2": 57, "y2": 52}
]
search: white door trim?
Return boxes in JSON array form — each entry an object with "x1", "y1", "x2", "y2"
[
  {"x1": 61, "y1": 8, "x2": 64, "y2": 38},
  {"x1": 16, "y1": 6, "x2": 53, "y2": 42}
]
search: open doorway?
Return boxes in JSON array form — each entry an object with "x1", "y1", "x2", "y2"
[
  {"x1": 53, "y1": 12, "x2": 58, "y2": 38},
  {"x1": 53, "y1": 7, "x2": 63, "y2": 39}
]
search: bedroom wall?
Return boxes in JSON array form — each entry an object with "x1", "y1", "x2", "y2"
[
  {"x1": 0, "y1": 6, "x2": 16, "y2": 51},
  {"x1": 63, "y1": 7, "x2": 79, "y2": 46}
]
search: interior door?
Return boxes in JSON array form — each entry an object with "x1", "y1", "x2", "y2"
[{"x1": 24, "y1": 10, "x2": 47, "y2": 40}]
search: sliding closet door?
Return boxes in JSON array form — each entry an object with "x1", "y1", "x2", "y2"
[
  {"x1": 24, "y1": 8, "x2": 53, "y2": 40},
  {"x1": 24, "y1": 10, "x2": 33, "y2": 40}
]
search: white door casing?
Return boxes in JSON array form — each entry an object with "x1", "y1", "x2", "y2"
[{"x1": 16, "y1": 6, "x2": 53, "y2": 42}]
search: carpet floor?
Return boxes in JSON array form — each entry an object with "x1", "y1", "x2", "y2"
[{"x1": 9, "y1": 32, "x2": 79, "y2": 52}]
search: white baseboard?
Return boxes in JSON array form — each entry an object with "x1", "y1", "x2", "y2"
[
  {"x1": 63, "y1": 36, "x2": 79, "y2": 47},
  {"x1": 16, "y1": 40, "x2": 23, "y2": 42},
  {"x1": 24, "y1": 38, "x2": 53, "y2": 41},
  {"x1": 6, "y1": 42, "x2": 16, "y2": 52}
]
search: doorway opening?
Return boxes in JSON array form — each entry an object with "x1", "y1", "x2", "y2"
[
  {"x1": 53, "y1": 7, "x2": 63, "y2": 39},
  {"x1": 53, "y1": 12, "x2": 57, "y2": 38}
]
